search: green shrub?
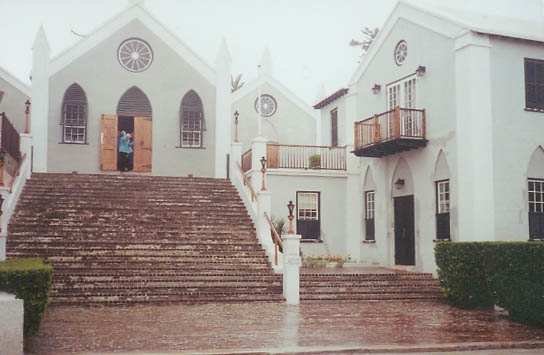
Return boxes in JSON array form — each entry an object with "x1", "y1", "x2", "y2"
[
  {"x1": 435, "y1": 242, "x2": 544, "y2": 328},
  {"x1": 435, "y1": 242, "x2": 494, "y2": 308},
  {"x1": 0, "y1": 258, "x2": 54, "y2": 336},
  {"x1": 308, "y1": 154, "x2": 321, "y2": 169},
  {"x1": 481, "y1": 242, "x2": 544, "y2": 327}
]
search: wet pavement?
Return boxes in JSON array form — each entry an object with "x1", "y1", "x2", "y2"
[{"x1": 25, "y1": 300, "x2": 544, "y2": 354}]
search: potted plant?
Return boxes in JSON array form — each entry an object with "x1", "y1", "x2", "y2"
[{"x1": 308, "y1": 154, "x2": 321, "y2": 169}]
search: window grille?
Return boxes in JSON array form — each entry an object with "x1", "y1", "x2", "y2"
[
  {"x1": 365, "y1": 191, "x2": 375, "y2": 241},
  {"x1": 525, "y1": 58, "x2": 544, "y2": 111},
  {"x1": 181, "y1": 90, "x2": 204, "y2": 147},
  {"x1": 528, "y1": 178, "x2": 544, "y2": 239},
  {"x1": 62, "y1": 84, "x2": 87, "y2": 144},
  {"x1": 435, "y1": 180, "x2": 450, "y2": 240}
]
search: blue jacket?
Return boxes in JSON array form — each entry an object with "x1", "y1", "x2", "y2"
[{"x1": 118, "y1": 131, "x2": 131, "y2": 154}]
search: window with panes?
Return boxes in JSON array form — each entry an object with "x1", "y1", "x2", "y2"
[
  {"x1": 435, "y1": 180, "x2": 450, "y2": 240},
  {"x1": 61, "y1": 84, "x2": 87, "y2": 144},
  {"x1": 528, "y1": 178, "x2": 544, "y2": 239},
  {"x1": 297, "y1": 192, "x2": 319, "y2": 220},
  {"x1": 364, "y1": 191, "x2": 375, "y2": 241},
  {"x1": 525, "y1": 58, "x2": 544, "y2": 111},
  {"x1": 181, "y1": 90, "x2": 204, "y2": 148}
]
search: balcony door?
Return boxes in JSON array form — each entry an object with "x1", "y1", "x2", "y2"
[{"x1": 387, "y1": 76, "x2": 419, "y2": 136}]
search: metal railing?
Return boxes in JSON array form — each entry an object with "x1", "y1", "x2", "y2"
[
  {"x1": 266, "y1": 143, "x2": 346, "y2": 170},
  {"x1": 354, "y1": 107, "x2": 426, "y2": 150}
]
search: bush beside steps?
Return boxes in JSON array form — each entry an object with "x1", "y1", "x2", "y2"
[{"x1": 0, "y1": 258, "x2": 53, "y2": 336}]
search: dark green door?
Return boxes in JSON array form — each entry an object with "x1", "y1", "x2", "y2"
[{"x1": 394, "y1": 195, "x2": 415, "y2": 265}]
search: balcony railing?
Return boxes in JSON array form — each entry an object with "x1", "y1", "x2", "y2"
[
  {"x1": 267, "y1": 143, "x2": 346, "y2": 170},
  {"x1": 353, "y1": 107, "x2": 427, "y2": 157}
]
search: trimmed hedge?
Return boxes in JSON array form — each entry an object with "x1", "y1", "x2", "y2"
[
  {"x1": 435, "y1": 242, "x2": 544, "y2": 328},
  {"x1": 0, "y1": 258, "x2": 54, "y2": 336}
]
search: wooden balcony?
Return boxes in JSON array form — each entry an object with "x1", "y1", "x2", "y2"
[
  {"x1": 241, "y1": 144, "x2": 347, "y2": 172},
  {"x1": 267, "y1": 143, "x2": 346, "y2": 170},
  {"x1": 353, "y1": 107, "x2": 427, "y2": 158}
]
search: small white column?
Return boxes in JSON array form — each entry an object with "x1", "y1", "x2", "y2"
[{"x1": 282, "y1": 234, "x2": 301, "y2": 305}]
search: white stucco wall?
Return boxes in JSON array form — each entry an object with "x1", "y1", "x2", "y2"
[
  {"x1": 350, "y1": 18, "x2": 458, "y2": 273},
  {"x1": 47, "y1": 19, "x2": 217, "y2": 177},
  {"x1": 488, "y1": 35, "x2": 544, "y2": 241},
  {"x1": 266, "y1": 172, "x2": 348, "y2": 258}
]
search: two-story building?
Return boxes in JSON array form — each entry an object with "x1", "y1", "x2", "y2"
[{"x1": 313, "y1": 0, "x2": 544, "y2": 272}]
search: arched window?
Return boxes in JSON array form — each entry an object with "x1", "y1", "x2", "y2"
[
  {"x1": 180, "y1": 90, "x2": 204, "y2": 147},
  {"x1": 62, "y1": 83, "x2": 87, "y2": 143}
]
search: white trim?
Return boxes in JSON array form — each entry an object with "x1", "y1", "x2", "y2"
[
  {"x1": 49, "y1": 3, "x2": 215, "y2": 85},
  {"x1": 0, "y1": 66, "x2": 31, "y2": 97}
]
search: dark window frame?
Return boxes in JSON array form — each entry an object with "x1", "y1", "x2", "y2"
[
  {"x1": 525, "y1": 58, "x2": 544, "y2": 111},
  {"x1": 528, "y1": 178, "x2": 544, "y2": 240},
  {"x1": 435, "y1": 179, "x2": 451, "y2": 240},
  {"x1": 364, "y1": 190, "x2": 375, "y2": 241},
  {"x1": 296, "y1": 191, "x2": 321, "y2": 240}
]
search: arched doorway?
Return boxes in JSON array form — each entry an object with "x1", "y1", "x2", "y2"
[
  {"x1": 100, "y1": 86, "x2": 153, "y2": 172},
  {"x1": 391, "y1": 158, "x2": 415, "y2": 265}
]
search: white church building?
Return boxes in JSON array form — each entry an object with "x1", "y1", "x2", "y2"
[{"x1": 0, "y1": 0, "x2": 543, "y2": 274}]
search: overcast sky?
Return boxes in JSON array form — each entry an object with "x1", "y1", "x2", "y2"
[
  {"x1": 0, "y1": 0, "x2": 397, "y2": 104},
  {"x1": 0, "y1": 0, "x2": 541, "y2": 104}
]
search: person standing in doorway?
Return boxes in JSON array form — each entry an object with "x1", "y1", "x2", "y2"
[{"x1": 118, "y1": 131, "x2": 131, "y2": 172}]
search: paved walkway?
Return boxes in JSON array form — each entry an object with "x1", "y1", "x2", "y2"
[{"x1": 25, "y1": 299, "x2": 544, "y2": 354}]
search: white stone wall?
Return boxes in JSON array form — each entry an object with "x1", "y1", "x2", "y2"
[{"x1": 0, "y1": 292, "x2": 23, "y2": 355}]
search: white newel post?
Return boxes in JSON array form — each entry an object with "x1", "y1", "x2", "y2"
[{"x1": 282, "y1": 234, "x2": 301, "y2": 305}]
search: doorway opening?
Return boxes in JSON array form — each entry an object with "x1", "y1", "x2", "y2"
[{"x1": 118, "y1": 116, "x2": 134, "y2": 172}]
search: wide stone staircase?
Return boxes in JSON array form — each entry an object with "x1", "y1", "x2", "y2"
[
  {"x1": 6, "y1": 173, "x2": 444, "y2": 305},
  {"x1": 299, "y1": 271, "x2": 444, "y2": 301},
  {"x1": 6, "y1": 173, "x2": 283, "y2": 305}
]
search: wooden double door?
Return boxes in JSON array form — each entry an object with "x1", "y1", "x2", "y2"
[{"x1": 100, "y1": 114, "x2": 152, "y2": 172}]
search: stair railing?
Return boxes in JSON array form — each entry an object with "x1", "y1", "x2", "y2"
[
  {"x1": 0, "y1": 113, "x2": 32, "y2": 260},
  {"x1": 236, "y1": 161, "x2": 257, "y2": 203},
  {"x1": 264, "y1": 211, "x2": 284, "y2": 266}
]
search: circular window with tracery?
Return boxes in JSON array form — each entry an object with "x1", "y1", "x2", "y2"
[
  {"x1": 118, "y1": 38, "x2": 153, "y2": 73},
  {"x1": 394, "y1": 40, "x2": 408, "y2": 66},
  {"x1": 254, "y1": 94, "x2": 277, "y2": 117}
]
